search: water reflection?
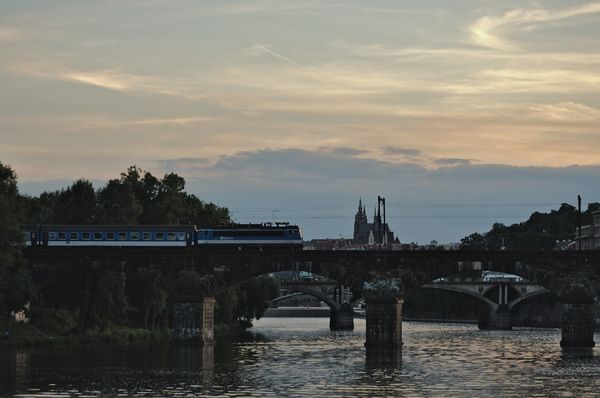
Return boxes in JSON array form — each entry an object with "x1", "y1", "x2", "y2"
[
  {"x1": 171, "y1": 344, "x2": 214, "y2": 370},
  {"x1": 1, "y1": 320, "x2": 599, "y2": 397},
  {"x1": 365, "y1": 347, "x2": 402, "y2": 369},
  {"x1": 0, "y1": 349, "x2": 30, "y2": 395}
]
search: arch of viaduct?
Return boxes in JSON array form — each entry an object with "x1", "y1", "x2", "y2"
[{"x1": 23, "y1": 248, "x2": 600, "y2": 348}]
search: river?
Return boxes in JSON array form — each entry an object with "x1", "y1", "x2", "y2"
[{"x1": 1, "y1": 318, "x2": 600, "y2": 397}]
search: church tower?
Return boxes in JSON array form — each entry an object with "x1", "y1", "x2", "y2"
[{"x1": 353, "y1": 198, "x2": 368, "y2": 242}]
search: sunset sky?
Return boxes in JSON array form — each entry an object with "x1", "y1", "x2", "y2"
[{"x1": 2, "y1": 0, "x2": 600, "y2": 242}]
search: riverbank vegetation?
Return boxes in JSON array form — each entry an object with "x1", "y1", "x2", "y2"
[
  {"x1": 0, "y1": 162, "x2": 278, "y2": 347},
  {"x1": 460, "y1": 202, "x2": 600, "y2": 250}
]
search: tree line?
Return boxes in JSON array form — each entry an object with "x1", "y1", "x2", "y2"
[
  {"x1": 0, "y1": 162, "x2": 278, "y2": 340},
  {"x1": 460, "y1": 202, "x2": 600, "y2": 250}
]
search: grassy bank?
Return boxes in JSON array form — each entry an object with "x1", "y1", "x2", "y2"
[
  {"x1": 1, "y1": 308, "x2": 253, "y2": 348},
  {"x1": 1, "y1": 308, "x2": 171, "y2": 348}
]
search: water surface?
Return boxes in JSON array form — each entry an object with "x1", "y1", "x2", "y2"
[{"x1": 1, "y1": 319, "x2": 599, "y2": 397}]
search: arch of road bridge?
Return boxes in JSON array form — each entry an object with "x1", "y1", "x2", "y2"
[
  {"x1": 419, "y1": 284, "x2": 499, "y2": 313},
  {"x1": 387, "y1": 258, "x2": 600, "y2": 302},
  {"x1": 272, "y1": 292, "x2": 305, "y2": 304},
  {"x1": 274, "y1": 285, "x2": 340, "y2": 309},
  {"x1": 508, "y1": 290, "x2": 555, "y2": 312}
]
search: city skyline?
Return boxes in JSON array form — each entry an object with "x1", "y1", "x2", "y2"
[{"x1": 2, "y1": 0, "x2": 600, "y2": 241}]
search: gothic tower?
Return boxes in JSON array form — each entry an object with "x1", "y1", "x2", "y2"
[{"x1": 353, "y1": 198, "x2": 368, "y2": 242}]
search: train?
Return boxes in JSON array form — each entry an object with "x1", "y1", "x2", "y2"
[{"x1": 23, "y1": 223, "x2": 303, "y2": 249}]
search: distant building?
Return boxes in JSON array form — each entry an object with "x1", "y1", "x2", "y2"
[
  {"x1": 575, "y1": 210, "x2": 600, "y2": 249},
  {"x1": 303, "y1": 238, "x2": 353, "y2": 250},
  {"x1": 353, "y1": 198, "x2": 397, "y2": 247}
]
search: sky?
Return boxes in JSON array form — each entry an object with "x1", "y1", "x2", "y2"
[{"x1": 1, "y1": 0, "x2": 600, "y2": 243}]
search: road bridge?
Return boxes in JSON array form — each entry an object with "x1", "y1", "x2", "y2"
[
  {"x1": 274, "y1": 279, "x2": 357, "y2": 330},
  {"x1": 421, "y1": 281, "x2": 550, "y2": 329},
  {"x1": 23, "y1": 247, "x2": 600, "y2": 348}
]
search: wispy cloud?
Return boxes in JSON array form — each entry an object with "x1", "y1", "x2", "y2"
[
  {"x1": 247, "y1": 41, "x2": 297, "y2": 64},
  {"x1": 529, "y1": 102, "x2": 600, "y2": 122},
  {"x1": 127, "y1": 116, "x2": 216, "y2": 126},
  {"x1": 59, "y1": 70, "x2": 143, "y2": 91},
  {"x1": 470, "y1": 2, "x2": 600, "y2": 50},
  {"x1": 382, "y1": 146, "x2": 422, "y2": 157},
  {"x1": 434, "y1": 158, "x2": 473, "y2": 167}
]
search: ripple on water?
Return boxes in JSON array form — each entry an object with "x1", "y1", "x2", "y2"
[{"x1": 2, "y1": 319, "x2": 600, "y2": 397}]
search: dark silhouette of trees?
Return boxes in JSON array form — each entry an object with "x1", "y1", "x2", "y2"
[
  {"x1": 0, "y1": 162, "x2": 33, "y2": 328},
  {"x1": 461, "y1": 202, "x2": 599, "y2": 250},
  {"x1": 5, "y1": 164, "x2": 271, "y2": 338}
]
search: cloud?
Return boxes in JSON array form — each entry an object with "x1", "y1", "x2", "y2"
[
  {"x1": 59, "y1": 70, "x2": 143, "y2": 91},
  {"x1": 159, "y1": 147, "x2": 600, "y2": 186},
  {"x1": 320, "y1": 147, "x2": 368, "y2": 156},
  {"x1": 470, "y1": 3, "x2": 600, "y2": 50},
  {"x1": 382, "y1": 146, "x2": 422, "y2": 157},
  {"x1": 434, "y1": 158, "x2": 472, "y2": 167},
  {"x1": 247, "y1": 41, "x2": 297, "y2": 64},
  {"x1": 530, "y1": 102, "x2": 600, "y2": 122}
]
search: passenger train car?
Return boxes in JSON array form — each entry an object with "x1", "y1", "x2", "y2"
[{"x1": 24, "y1": 223, "x2": 303, "y2": 249}]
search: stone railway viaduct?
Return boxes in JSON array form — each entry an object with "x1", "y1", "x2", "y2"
[{"x1": 24, "y1": 248, "x2": 600, "y2": 349}]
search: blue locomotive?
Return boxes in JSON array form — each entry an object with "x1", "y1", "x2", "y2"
[{"x1": 24, "y1": 223, "x2": 303, "y2": 248}]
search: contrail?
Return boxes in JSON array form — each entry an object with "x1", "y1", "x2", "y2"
[{"x1": 252, "y1": 41, "x2": 297, "y2": 64}]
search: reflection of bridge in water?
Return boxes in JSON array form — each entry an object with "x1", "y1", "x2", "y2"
[{"x1": 24, "y1": 248, "x2": 600, "y2": 349}]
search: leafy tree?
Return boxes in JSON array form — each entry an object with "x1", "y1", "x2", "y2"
[
  {"x1": 52, "y1": 179, "x2": 97, "y2": 224},
  {"x1": 235, "y1": 275, "x2": 279, "y2": 326},
  {"x1": 216, "y1": 276, "x2": 279, "y2": 328},
  {"x1": 127, "y1": 270, "x2": 167, "y2": 329},
  {"x1": 97, "y1": 179, "x2": 142, "y2": 224},
  {"x1": 0, "y1": 162, "x2": 33, "y2": 326},
  {"x1": 459, "y1": 232, "x2": 487, "y2": 250},
  {"x1": 461, "y1": 202, "x2": 600, "y2": 251}
]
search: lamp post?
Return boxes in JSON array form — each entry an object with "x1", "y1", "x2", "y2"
[{"x1": 578, "y1": 195, "x2": 582, "y2": 251}]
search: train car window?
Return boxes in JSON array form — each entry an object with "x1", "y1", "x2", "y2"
[
  {"x1": 93, "y1": 232, "x2": 103, "y2": 240},
  {"x1": 177, "y1": 232, "x2": 186, "y2": 241},
  {"x1": 57, "y1": 232, "x2": 66, "y2": 240},
  {"x1": 130, "y1": 232, "x2": 140, "y2": 240},
  {"x1": 118, "y1": 232, "x2": 127, "y2": 241},
  {"x1": 167, "y1": 232, "x2": 176, "y2": 241},
  {"x1": 70, "y1": 232, "x2": 78, "y2": 240},
  {"x1": 106, "y1": 232, "x2": 115, "y2": 240},
  {"x1": 155, "y1": 232, "x2": 164, "y2": 240},
  {"x1": 49, "y1": 232, "x2": 57, "y2": 240},
  {"x1": 82, "y1": 232, "x2": 91, "y2": 240},
  {"x1": 142, "y1": 232, "x2": 152, "y2": 241}
]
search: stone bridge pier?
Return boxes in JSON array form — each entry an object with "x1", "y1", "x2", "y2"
[
  {"x1": 478, "y1": 284, "x2": 512, "y2": 330},
  {"x1": 560, "y1": 302, "x2": 595, "y2": 348},
  {"x1": 363, "y1": 278, "x2": 403, "y2": 348},
  {"x1": 330, "y1": 285, "x2": 354, "y2": 331},
  {"x1": 172, "y1": 297, "x2": 215, "y2": 345},
  {"x1": 557, "y1": 280, "x2": 597, "y2": 348}
]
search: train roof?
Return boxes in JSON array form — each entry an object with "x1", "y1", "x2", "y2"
[
  {"x1": 30, "y1": 225, "x2": 196, "y2": 232},
  {"x1": 200, "y1": 223, "x2": 300, "y2": 230}
]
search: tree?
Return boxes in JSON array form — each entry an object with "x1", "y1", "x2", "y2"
[
  {"x1": 97, "y1": 179, "x2": 142, "y2": 224},
  {"x1": 459, "y1": 232, "x2": 487, "y2": 250},
  {"x1": 0, "y1": 162, "x2": 33, "y2": 326},
  {"x1": 52, "y1": 179, "x2": 97, "y2": 224},
  {"x1": 216, "y1": 276, "x2": 279, "y2": 328},
  {"x1": 460, "y1": 202, "x2": 600, "y2": 251}
]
